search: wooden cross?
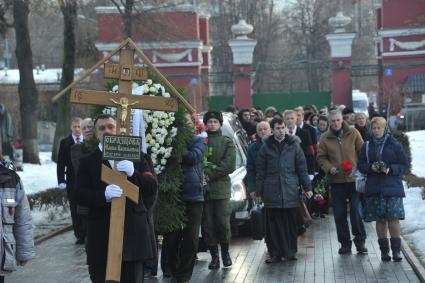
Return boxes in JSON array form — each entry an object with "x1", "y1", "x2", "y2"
[{"x1": 52, "y1": 38, "x2": 195, "y2": 282}]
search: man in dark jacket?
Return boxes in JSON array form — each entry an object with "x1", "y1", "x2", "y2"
[
  {"x1": 57, "y1": 117, "x2": 84, "y2": 244},
  {"x1": 354, "y1": 112, "x2": 371, "y2": 142},
  {"x1": 163, "y1": 113, "x2": 206, "y2": 283},
  {"x1": 70, "y1": 117, "x2": 94, "y2": 245},
  {"x1": 246, "y1": 121, "x2": 271, "y2": 197},
  {"x1": 76, "y1": 114, "x2": 158, "y2": 283},
  {"x1": 202, "y1": 111, "x2": 236, "y2": 269},
  {"x1": 255, "y1": 117, "x2": 313, "y2": 263}
]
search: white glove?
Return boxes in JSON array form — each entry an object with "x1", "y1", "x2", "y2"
[
  {"x1": 308, "y1": 175, "x2": 315, "y2": 181},
  {"x1": 116, "y1": 160, "x2": 135, "y2": 177},
  {"x1": 58, "y1": 183, "x2": 67, "y2": 190},
  {"x1": 105, "y1": 184, "x2": 123, "y2": 202}
]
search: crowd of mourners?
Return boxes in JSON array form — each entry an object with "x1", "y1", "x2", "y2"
[
  {"x1": 0, "y1": 100, "x2": 409, "y2": 283},
  {"x1": 234, "y1": 103, "x2": 408, "y2": 265}
]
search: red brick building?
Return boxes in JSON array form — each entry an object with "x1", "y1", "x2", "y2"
[
  {"x1": 94, "y1": 4, "x2": 212, "y2": 112},
  {"x1": 375, "y1": 0, "x2": 425, "y2": 110}
]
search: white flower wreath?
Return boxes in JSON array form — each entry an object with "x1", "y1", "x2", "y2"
[{"x1": 105, "y1": 80, "x2": 177, "y2": 175}]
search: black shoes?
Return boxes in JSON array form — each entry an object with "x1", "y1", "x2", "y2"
[
  {"x1": 221, "y1": 243, "x2": 233, "y2": 267},
  {"x1": 390, "y1": 238, "x2": 402, "y2": 262},
  {"x1": 297, "y1": 225, "x2": 307, "y2": 236},
  {"x1": 356, "y1": 243, "x2": 368, "y2": 254},
  {"x1": 265, "y1": 255, "x2": 281, "y2": 264},
  {"x1": 208, "y1": 246, "x2": 220, "y2": 269},
  {"x1": 338, "y1": 245, "x2": 352, "y2": 254},
  {"x1": 378, "y1": 238, "x2": 391, "y2": 261},
  {"x1": 75, "y1": 238, "x2": 85, "y2": 245}
]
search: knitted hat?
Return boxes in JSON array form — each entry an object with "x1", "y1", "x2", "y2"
[{"x1": 203, "y1": 111, "x2": 223, "y2": 125}]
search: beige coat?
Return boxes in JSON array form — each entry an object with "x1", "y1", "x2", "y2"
[{"x1": 317, "y1": 122, "x2": 364, "y2": 184}]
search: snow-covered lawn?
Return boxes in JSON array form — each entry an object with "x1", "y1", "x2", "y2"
[
  {"x1": 17, "y1": 151, "x2": 58, "y2": 194},
  {"x1": 402, "y1": 130, "x2": 425, "y2": 263}
]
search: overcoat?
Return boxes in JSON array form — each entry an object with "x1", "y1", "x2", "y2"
[
  {"x1": 255, "y1": 135, "x2": 312, "y2": 208},
  {"x1": 76, "y1": 148, "x2": 158, "y2": 266}
]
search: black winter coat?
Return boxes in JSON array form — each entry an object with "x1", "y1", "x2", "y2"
[
  {"x1": 75, "y1": 149, "x2": 158, "y2": 266},
  {"x1": 256, "y1": 135, "x2": 312, "y2": 208},
  {"x1": 180, "y1": 135, "x2": 206, "y2": 202}
]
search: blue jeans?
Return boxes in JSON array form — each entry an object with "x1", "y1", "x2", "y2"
[{"x1": 331, "y1": 182, "x2": 366, "y2": 247}]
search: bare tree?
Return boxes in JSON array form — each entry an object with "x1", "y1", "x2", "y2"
[
  {"x1": 281, "y1": 0, "x2": 338, "y2": 92},
  {"x1": 13, "y1": 0, "x2": 40, "y2": 163},
  {"x1": 51, "y1": 0, "x2": 77, "y2": 162}
]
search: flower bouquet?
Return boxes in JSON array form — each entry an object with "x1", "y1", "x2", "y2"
[
  {"x1": 341, "y1": 159, "x2": 353, "y2": 173},
  {"x1": 313, "y1": 177, "x2": 328, "y2": 208}
]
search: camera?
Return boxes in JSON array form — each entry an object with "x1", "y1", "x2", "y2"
[{"x1": 372, "y1": 161, "x2": 388, "y2": 173}]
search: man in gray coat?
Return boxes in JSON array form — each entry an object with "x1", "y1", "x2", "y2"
[
  {"x1": 0, "y1": 161, "x2": 35, "y2": 282},
  {"x1": 255, "y1": 117, "x2": 312, "y2": 263}
]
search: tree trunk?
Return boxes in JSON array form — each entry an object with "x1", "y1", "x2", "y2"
[
  {"x1": 123, "y1": 0, "x2": 134, "y2": 39},
  {"x1": 13, "y1": 0, "x2": 40, "y2": 164},
  {"x1": 52, "y1": 0, "x2": 77, "y2": 162}
]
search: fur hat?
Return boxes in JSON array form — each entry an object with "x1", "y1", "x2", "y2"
[{"x1": 203, "y1": 111, "x2": 223, "y2": 125}]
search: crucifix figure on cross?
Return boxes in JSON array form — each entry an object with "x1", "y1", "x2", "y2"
[
  {"x1": 110, "y1": 97, "x2": 139, "y2": 132},
  {"x1": 53, "y1": 38, "x2": 195, "y2": 282}
]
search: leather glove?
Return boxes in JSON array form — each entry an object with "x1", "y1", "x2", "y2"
[
  {"x1": 58, "y1": 183, "x2": 67, "y2": 190},
  {"x1": 116, "y1": 160, "x2": 134, "y2": 177},
  {"x1": 105, "y1": 184, "x2": 123, "y2": 202}
]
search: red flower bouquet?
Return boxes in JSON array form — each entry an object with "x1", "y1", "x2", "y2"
[
  {"x1": 341, "y1": 160, "x2": 353, "y2": 173},
  {"x1": 314, "y1": 194, "x2": 326, "y2": 207},
  {"x1": 192, "y1": 113, "x2": 208, "y2": 143}
]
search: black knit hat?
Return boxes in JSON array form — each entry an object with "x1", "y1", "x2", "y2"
[{"x1": 203, "y1": 111, "x2": 223, "y2": 125}]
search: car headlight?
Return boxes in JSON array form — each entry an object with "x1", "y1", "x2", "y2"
[{"x1": 231, "y1": 183, "x2": 246, "y2": 202}]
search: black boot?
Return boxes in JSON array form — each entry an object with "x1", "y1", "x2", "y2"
[
  {"x1": 208, "y1": 246, "x2": 220, "y2": 269},
  {"x1": 221, "y1": 243, "x2": 233, "y2": 267},
  {"x1": 378, "y1": 238, "x2": 391, "y2": 261},
  {"x1": 390, "y1": 238, "x2": 402, "y2": 262}
]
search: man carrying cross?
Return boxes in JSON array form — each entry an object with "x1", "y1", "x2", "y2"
[{"x1": 75, "y1": 114, "x2": 158, "y2": 283}]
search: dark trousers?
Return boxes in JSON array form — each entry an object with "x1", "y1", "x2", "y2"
[
  {"x1": 331, "y1": 182, "x2": 366, "y2": 247},
  {"x1": 67, "y1": 186, "x2": 86, "y2": 241},
  {"x1": 0, "y1": 275, "x2": 4, "y2": 283},
  {"x1": 164, "y1": 202, "x2": 203, "y2": 282},
  {"x1": 202, "y1": 199, "x2": 231, "y2": 246},
  {"x1": 88, "y1": 261, "x2": 144, "y2": 283},
  {"x1": 265, "y1": 207, "x2": 298, "y2": 258}
]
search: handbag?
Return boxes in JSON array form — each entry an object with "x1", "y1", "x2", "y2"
[
  {"x1": 355, "y1": 141, "x2": 369, "y2": 193},
  {"x1": 250, "y1": 202, "x2": 265, "y2": 240},
  {"x1": 298, "y1": 199, "x2": 312, "y2": 225}
]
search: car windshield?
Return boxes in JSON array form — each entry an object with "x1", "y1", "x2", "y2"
[{"x1": 353, "y1": 100, "x2": 368, "y2": 109}]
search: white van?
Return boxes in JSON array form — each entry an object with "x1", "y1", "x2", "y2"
[{"x1": 352, "y1": 89, "x2": 369, "y2": 116}]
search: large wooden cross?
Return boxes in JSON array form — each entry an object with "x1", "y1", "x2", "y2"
[{"x1": 52, "y1": 38, "x2": 194, "y2": 282}]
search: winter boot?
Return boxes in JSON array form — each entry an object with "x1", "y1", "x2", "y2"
[
  {"x1": 378, "y1": 238, "x2": 391, "y2": 261},
  {"x1": 208, "y1": 246, "x2": 220, "y2": 269},
  {"x1": 221, "y1": 243, "x2": 233, "y2": 267},
  {"x1": 390, "y1": 238, "x2": 402, "y2": 262}
]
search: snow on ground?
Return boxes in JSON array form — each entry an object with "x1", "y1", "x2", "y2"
[
  {"x1": 402, "y1": 130, "x2": 425, "y2": 262},
  {"x1": 406, "y1": 131, "x2": 425, "y2": 179},
  {"x1": 17, "y1": 151, "x2": 58, "y2": 194}
]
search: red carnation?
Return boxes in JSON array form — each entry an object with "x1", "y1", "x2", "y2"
[
  {"x1": 341, "y1": 160, "x2": 353, "y2": 173},
  {"x1": 314, "y1": 194, "x2": 326, "y2": 207}
]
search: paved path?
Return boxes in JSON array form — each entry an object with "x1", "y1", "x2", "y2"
[{"x1": 8, "y1": 214, "x2": 421, "y2": 283}]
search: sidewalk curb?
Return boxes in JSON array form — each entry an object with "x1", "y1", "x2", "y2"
[
  {"x1": 34, "y1": 225, "x2": 73, "y2": 245},
  {"x1": 401, "y1": 235, "x2": 425, "y2": 283}
]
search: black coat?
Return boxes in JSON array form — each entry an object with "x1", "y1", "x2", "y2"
[
  {"x1": 181, "y1": 135, "x2": 206, "y2": 203},
  {"x1": 57, "y1": 135, "x2": 75, "y2": 188},
  {"x1": 295, "y1": 127, "x2": 315, "y2": 174},
  {"x1": 256, "y1": 135, "x2": 312, "y2": 208},
  {"x1": 75, "y1": 148, "x2": 158, "y2": 266}
]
